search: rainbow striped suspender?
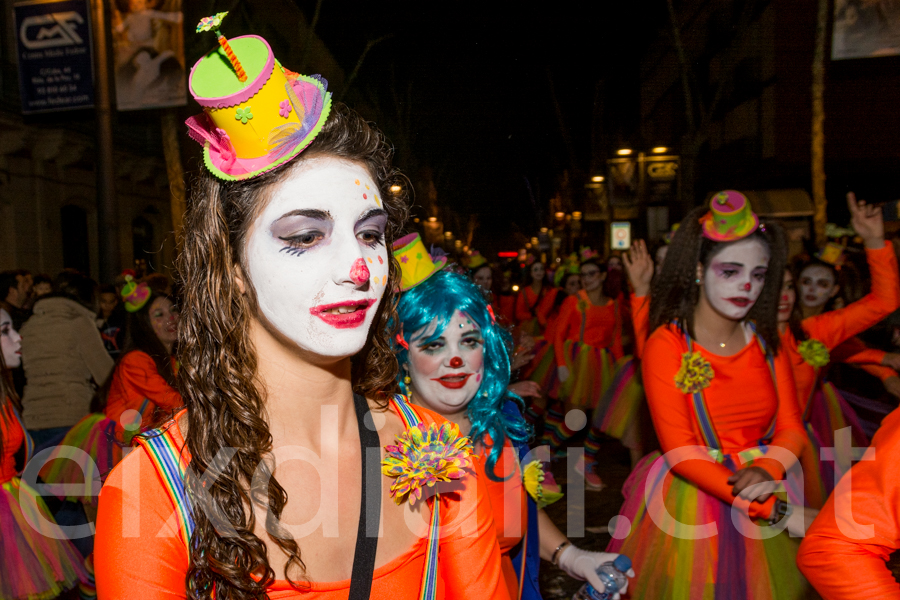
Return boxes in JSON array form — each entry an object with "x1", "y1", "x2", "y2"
[
  {"x1": 390, "y1": 394, "x2": 440, "y2": 600},
  {"x1": 683, "y1": 323, "x2": 778, "y2": 451},
  {"x1": 135, "y1": 425, "x2": 194, "y2": 549},
  {"x1": 139, "y1": 397, "x2": 440, "y2": 600}
]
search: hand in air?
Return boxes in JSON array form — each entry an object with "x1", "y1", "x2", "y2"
[
  {"x1": 557, "y1": 546, "x2": 635, "y2": 599},
  {"x1": 847, "y1": 191, "x2": 884, "y2": 249},
  {"x1": 623, "y1": 239, "x2": 654, "y2": 297},
  {"x1": 727, "y1": 466, "x2": 779, "y2": 503}
]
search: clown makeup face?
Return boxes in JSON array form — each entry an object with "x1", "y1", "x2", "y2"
[
  {"x1": 779, "y1": 270, "x2": 796, "y2": 324},
  {"x1": 530, "y1": 262, "x2": 545, "y2": 283},
  {"x1": 406, "y1": 311, "x2": 486, "y2": 416},
  {"x1": 608, "y1": 256, "x2": 623, "y2": 271},
  {"x1": 1, "y1": 309, "x2": 22, "y2": 369},
  {"x1": 701, "y1": 237, "x2": 769, "y2": 321},
  {"x1": 244, "y1": 157, "x2": 389, "y2": 360},
  {"x1": 798, "y1": 264, "x2": 837, "y2": 310},
  {"x1": 580, "y1": 264, "x2": 606, "y2": 292}
]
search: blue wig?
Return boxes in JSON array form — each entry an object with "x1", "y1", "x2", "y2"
[{"x1": 393, "y1": 270, "x2": 531, "y2": 481}]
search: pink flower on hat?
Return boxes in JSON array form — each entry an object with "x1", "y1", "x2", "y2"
[{"x1": 279, "y1": 99, "x2": 292, "y2": 118}]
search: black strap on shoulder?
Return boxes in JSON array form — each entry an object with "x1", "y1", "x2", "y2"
[{"x1": 349, "y1": 392, "x2": 381, "y2": 599}]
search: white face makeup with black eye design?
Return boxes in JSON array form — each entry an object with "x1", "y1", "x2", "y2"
[
  {"x1": 244, "y1": 157, "x2": 390, "y2": 360},
  {"x1": 0, "y1": 309, "x2": 22, "y2": 369},
  {"x1": 702, "y1": 237, "x2": 770, "y2": 320},
  {"x1": 798, "y1": 264, "x2": 837, "y2": 310},
  {"x1": 406, "y1": 311, "x2": 486, "y2": 415}
]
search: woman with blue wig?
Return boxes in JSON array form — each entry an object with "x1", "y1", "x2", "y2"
[{"x1": 391, "y1": 236, "x2": 633, "y2": 600}]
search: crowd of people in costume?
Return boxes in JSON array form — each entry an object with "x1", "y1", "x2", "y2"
[{"x1": 6, "y1": 16, "x2": 900, "y2": 600}]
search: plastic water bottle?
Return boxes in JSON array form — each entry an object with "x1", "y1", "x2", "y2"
[{"x1": 572, "y1": 555, "x2": 632, "y2": 600}]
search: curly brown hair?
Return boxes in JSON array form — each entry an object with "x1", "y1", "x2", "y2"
[
  {"x1": 649, "y1": 205, "x2": 787, "y2": 353},
  {"x1": 175, "y1": 102, "x2": 409, "y2": 598}
]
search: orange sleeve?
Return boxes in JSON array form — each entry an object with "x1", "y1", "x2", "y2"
[
  {"x1": 118, "y1": 351, "x2": 183, "y2": 411},
  {"x1": 751, "y1": 345, "x2": 807, "y2": 481},
  {"x1": 641, "y1": 329, "x2": 776, "y2": 520},
  {"x1": 631, "y1": 296, "x2": 650, "y2": 360},
  {"x1": 798, "y1": 408, "x2": 900, "y2": 599},
  {"x1": 94, "y1": 446, "x2": 189, "y2": 599},
  {"x1": 803, "y1": 243, "x2": 900, "y2": 349},
  {"x1": 514, "y1": 290, "x2": 531, "y2": 325},
  {"x1": 831, "y1": 337, "x2": 888, "y2": 368},
  {"x1": 553, "y1": 296, "x2": 578, "y2": 367}
]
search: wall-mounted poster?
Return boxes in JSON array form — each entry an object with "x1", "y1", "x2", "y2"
[
  {"x1": 833, "y1": 0, "x2": 900, "y2": 60},
  {"x1": 111, "y1": 0, "x2": 186, "y2": 110},
  {"x1": 14, "y1": 0, "x2": 95, "y2": 114}
]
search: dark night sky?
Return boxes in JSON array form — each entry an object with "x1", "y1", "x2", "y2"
[{"x1": 294, "y1": 2, "x2": 665, "y2": 251}]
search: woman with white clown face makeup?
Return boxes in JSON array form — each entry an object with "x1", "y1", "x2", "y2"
[
  {"x1": 395, "y1": 270, "x2": 633, "y2": 600},
  {"x1": 95, "y1": 25, "x2": 506, "y2": 600},
  {"x1": 606, "y1": 191, "x2": 816, "y2": 599}
]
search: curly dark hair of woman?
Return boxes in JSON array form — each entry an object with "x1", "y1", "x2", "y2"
[
  {"x1": 649, "y1": 205, "x2": 788, "y2": 354},
  {"x1": 175, "y1": 102, "x2": 409, "y2": 598}
]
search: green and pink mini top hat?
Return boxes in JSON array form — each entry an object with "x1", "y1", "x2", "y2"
[
  {"x1": 185, "y1": 12, "x2": 332, "y2": 181},
  {"x1": 393, "y1": 233, "x2": 448, "y2": 291},
  {"x1": 121, "y1": 275, "x2": 151, "y2": 313},
  {"x1": 700, "y1": 190, "x2": 760, "y2": 241}
]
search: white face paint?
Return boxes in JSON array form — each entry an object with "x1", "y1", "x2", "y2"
[
  {"x1": 778, "y1": 270, "x2": 796, "y2": 324},
  {"x1": 406, "y1": 311, "x2": 486, "y2": 415},
  {"x1": 244, "y1": 157, "x2": 389, "y2": 360},
  {"x1": 1, "y1": 309, "x2": 22, "y2": 369},
  {"x1": 530, "y1": 262, "x2": 545, "y2": 282},
  {"x1": 701, "y1": 237, "x2": 770, "y2": 320},
  {"x1": 798, "y1": 264, "x2": 837, "y2": 309}
]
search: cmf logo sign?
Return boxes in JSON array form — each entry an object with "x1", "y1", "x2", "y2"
[{"x1": 20, "y1": 12, "x2": 84, "y2": 50}]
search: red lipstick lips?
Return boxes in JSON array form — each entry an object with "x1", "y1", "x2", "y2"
[
  {"x1": 432, "y1": 373, "x2": 473, "y2": 389},
  {"x1": 310, "y1": 299, "x2": 376, "y2": 329},
  {"x1": 726, "y1": 297, "x2": 751, "y2": 308}
]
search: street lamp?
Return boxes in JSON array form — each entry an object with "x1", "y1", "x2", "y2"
[
  {"x1": 652, "y1": 147, "x2": 668, "y2": 154},
  {"x1": 554, "y1": 211, "x2": 565, "y2": 220},
  {"x1": 390, "y1": 185, "x2": 402, "y2": 193},
  {"x1": 617, "y1": 148, "x2": 633, "y2": 156},
  {"x1": 591, "y1": 175, "x2": 605, "y2": 182},
  {"x1": 428, "y1": 217, "x2": 437, "y2": 222}
]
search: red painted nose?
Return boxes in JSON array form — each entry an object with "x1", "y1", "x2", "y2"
[
  {"x1": 449, "y1": 356, "x2": 463, "y2": 368},
  {"x1": 350, "y1": 258, "x2": 370, "y2": 284},
  {"x1": 742, "y1": 282, "x2": 752, "y2": 292}
]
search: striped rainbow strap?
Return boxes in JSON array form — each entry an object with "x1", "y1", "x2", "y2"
[
  {"x1": 391, "y1": 394, "x2": 440, "y2": 600},
  {"x1": 11, "y1": 405, "x2": 33, "y2": 464},
  {"x1": 748, "y1": 322, "x2": 778, "y2": 441},
  {"x1": 136, "y1": 426, "x2": 194, "y2": 549}
]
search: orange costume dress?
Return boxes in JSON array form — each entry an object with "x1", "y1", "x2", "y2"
[
  {"x1": 781, "y1": 243, "x2": 900, "y2": 508},
  {"x1": 798, "y1": 406, "x2": 900, "y2": 599},
  {"x1": 94, "y1": 402, "x2": 508, "y2": 600},
  {"x1": 0, "y1": 399, "x2": 86, "y2": 600},
  {"x1": 515, "y1": 285, "x2": 559, "y2": 337},
  {"x1": 104, "y1": 350, "x2": 183, "y2": 438},
  {"x1": 607, "y1": 325, "x2": 810, "y2": 599}
]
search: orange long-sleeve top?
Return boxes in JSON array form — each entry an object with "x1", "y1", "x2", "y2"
[
  {"x1": 797, "y1": 406, "x2": 900, "y2": 598},
  {"x1": 831, "y1": 336, "x2": 898, "y2": 383},
  {"x1": 94, "y1": 405, "x2": 509, "y2": 600},
  {"x1": 515, "y1": 286, "x2": 558, "y2": 329},
  {"x1": 782, "y1": 244, "x2": 900, "y2": 412},
  {"x1": 475, "y1": 438, "x2": 527, "y2": 598},
  {"x1": 0, "y1": 400, "x2": 24, "y2": 484},
  {"x1": 553, "y1": 291, "x2": 625, "y2": 367},
  {"x1": 103, "y1": 350, "x2": 183, "y2": 437},
  {"x1": 494, "y1": 294, "x2": 517, "y2": 329},
  {"x1": 641, "y1": 325, "x2": 806, "y2": 520},
  {"x1": 631, "y1": 295, "x2": 650, "y2": 360}
]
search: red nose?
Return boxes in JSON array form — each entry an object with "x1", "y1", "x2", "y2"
[
  {"x1": 742, "y1": 282, "x2": 752, "y2": 292},
  {"x1": 350, "y1": 258, "x2": 370, "y2": 285},
  {"x1": 449, "y1": 356, "x2": 463, "y2": 368}
]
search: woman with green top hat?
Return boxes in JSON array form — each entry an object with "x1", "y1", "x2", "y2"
[{"x1": 94, "y1": 15, "x2": 506, "y2": 599}]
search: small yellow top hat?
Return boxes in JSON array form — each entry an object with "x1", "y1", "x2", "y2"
[
  {"x1": 393, "y1": 233, "x2": 448, "y2": 291},
  {"x1": 700, "y1": 190, "x2": 759, "y2": 242}
]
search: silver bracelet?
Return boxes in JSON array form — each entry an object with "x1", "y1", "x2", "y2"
[{"x1": 551, "y1": 541, "x2": 571, "y2": 566}]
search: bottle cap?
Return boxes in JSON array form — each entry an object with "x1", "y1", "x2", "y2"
[{"x1": 613, "y1": 554, "x2": 632, "y2": 573}]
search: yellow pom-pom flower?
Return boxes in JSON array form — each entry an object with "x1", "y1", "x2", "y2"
[
  {"x1": 381, "y1": 422, "x2": 473, "y2": 506},
  {"x1": 798, "y1": 339, "x2": 830, "y2": 368},
  {"x1": 522, "y1": 460, "x2": 564, "y2": 510},
  {"x1": 675, "y1": 351, "x2": 714, "y2": 394}
]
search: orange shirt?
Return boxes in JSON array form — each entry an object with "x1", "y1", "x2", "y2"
[
  {"x1": 642, "y1": 325, "x2": 805, "y2": 520},
  {"x1": 515, "y1": 286, "x2": 558, "y2": 329},
  {"x1": 553, "y1": 291, "x2": 625, "y2": 366},
  {"x1": 94, "y1": 405, "x2": 508, "y2": 600},
  {"x1": 475, "y1": 439, "x2": 527, "y2": 598},
  {"x1": 783, "y1": 244, "x2": 900, "y2": 412},
  {"x1": 631, "y1": 295, "x2": 650, "y2": 360},
  {"x1": 0, "y1": 400, "x2": 24, "y2": 483},
  {"x1": 104, "y1": 350, "x2": 183, "y2": 436},
  {"x1": 798, "y1": 407, "x2": 900, "y2": 598},
  {"x1": 495, "y1": 295, "x2": 517, "y2": 329}
]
